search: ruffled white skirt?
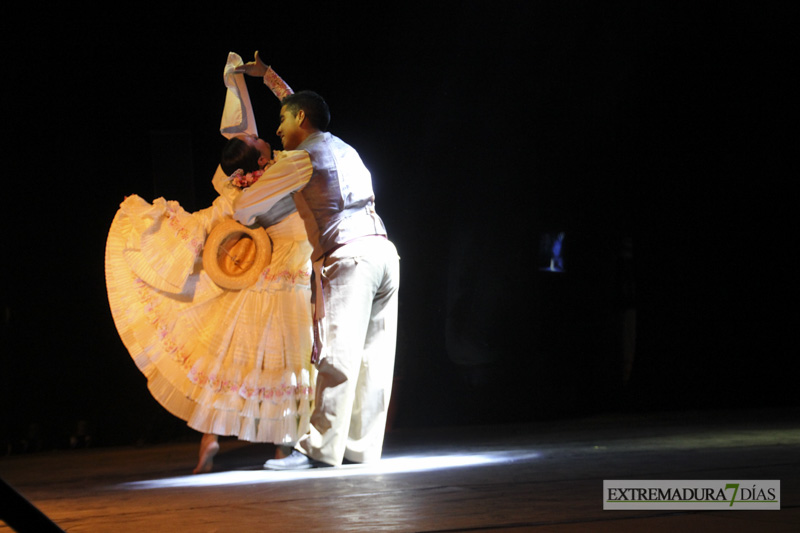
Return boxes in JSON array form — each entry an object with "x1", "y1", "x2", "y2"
[{"x1": 105, "y1": 194, "x2": 315, "y2": 444}]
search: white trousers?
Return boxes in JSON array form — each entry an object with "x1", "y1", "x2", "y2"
[{"x1": 298, "y1": 236, "x2": 400, "y2": 465}]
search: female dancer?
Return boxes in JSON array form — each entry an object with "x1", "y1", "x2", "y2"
[{"x1": 105, "y1": 56, "x2": 313, "y2": 473}]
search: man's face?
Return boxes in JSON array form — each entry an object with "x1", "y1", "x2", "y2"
[
  {"x1": 277, "y1": 105, "x2": 303, "y2": 150},
  {"x1": 241, "y1": 135, "x2": 272, "y2": 167}
]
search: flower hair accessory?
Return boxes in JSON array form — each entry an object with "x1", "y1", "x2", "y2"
[{"x1": 229, "y1": 169, "x2": 264, "y2": 189}]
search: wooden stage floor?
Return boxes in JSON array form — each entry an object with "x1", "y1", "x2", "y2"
[{"x1": 2, "y1": 407, "x2": 799, "y2": 532}]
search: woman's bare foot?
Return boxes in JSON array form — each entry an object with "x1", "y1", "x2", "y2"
[{"x1": 193, "y1": 434, "x2": 220, "y2": 474}]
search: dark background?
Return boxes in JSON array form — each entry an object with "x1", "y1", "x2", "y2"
[{"x1": 1, "y1": 2, "x2": 794, "y2": 452}]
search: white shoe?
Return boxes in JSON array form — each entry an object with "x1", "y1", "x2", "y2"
[{"x1": 263, "y1": 450, "x2": 321, "y2": 470}]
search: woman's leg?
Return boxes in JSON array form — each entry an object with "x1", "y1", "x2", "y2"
[{"x1": 193, "y1": 433, "x2": 220, "y2": 474}]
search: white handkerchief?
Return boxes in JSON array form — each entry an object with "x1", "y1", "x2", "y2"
[{"x1": 220, "y1": 52, "x2": 258, "y2": 139}]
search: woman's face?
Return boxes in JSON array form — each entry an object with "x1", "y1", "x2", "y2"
[{"x1": 241, "y1": 135, "x2": 272, "y2": 165}]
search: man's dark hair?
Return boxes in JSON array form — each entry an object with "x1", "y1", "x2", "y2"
[
  {"x1": 281, "y1": 91, "x2": 330, "y2": 131},
  {"x1": 220, "y1": 137, "x2": 261, "y2": 175}
]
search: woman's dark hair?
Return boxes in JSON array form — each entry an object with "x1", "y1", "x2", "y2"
[
  {"x1": 281, "y1": 91, "x2": 330, "y2": 131},
  {"x1": 220, "y1": 137, "x2": 261, "y2": 175}
]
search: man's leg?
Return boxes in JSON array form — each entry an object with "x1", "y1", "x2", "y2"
[
  {"x1": 345, "y1": 240, "x2": 400, "y2": 463},
  {"x1": 298, "y1": 242, "x2": 380, "y2": 465}
]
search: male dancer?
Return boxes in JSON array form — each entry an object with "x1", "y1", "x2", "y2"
[{"x1": 233, "y1": 54, "x2": 400, "y2": 468}]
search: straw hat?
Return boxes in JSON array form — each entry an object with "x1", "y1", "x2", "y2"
[{"x1": 202, "y1": 219, "x2": 271, "y2": 290}]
